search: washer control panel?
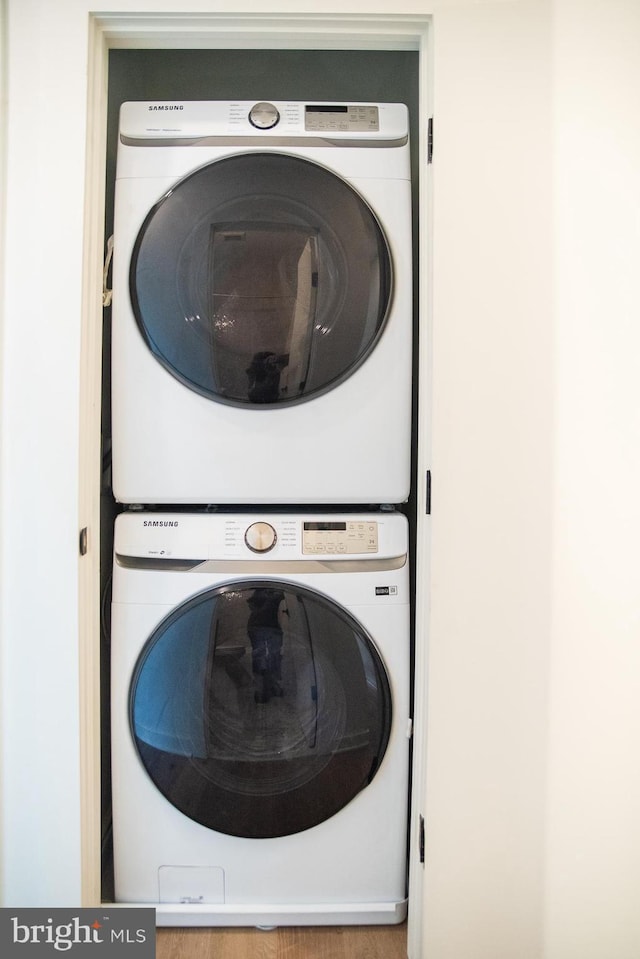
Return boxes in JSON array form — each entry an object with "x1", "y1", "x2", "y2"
[
  {"x1": 115, "y1": 513, "x2": 403, "y2": 563},
  {"x1": 302, "y1": 520, "x2": 378, "y2": 555}
]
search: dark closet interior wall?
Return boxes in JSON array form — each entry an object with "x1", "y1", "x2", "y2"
[{"x1": 101, "y1": 47, "x2": 419, "y2": 899}]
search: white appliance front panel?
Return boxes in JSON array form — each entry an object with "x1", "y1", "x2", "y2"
[
  {"x1": 110, "y1": 511, "x2": 410, "y2": 923},
  {"x1": 111, "y1": 102, "x2": 413, "y2": 505}
]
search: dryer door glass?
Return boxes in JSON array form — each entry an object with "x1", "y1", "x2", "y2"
[
  {"x1": 130, "y1": 153, "x2": 392, "y2": 406},
  {"x1": 130, "y1": 581, "x2": 392, "y2": 838}
]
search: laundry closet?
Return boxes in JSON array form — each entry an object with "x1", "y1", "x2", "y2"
[{"x1": 102, "y1": 47, "x2": 420, "y2": 927}]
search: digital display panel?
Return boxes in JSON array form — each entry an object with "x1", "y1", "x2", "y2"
[
  {"x1": 305, "y1": 105, "x2": 379, "y2": 132},
  {"x1": 304, "y1": 522, "x2": 348, "y2": 532}
]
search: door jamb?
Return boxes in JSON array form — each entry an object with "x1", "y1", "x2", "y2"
[{"x1": 79, "y1": 14, "x2": 432, "y2": 959}]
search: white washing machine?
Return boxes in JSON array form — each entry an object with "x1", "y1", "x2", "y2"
[
  {"x1": 111, "y1": 510, "x2": 410, "y2": 926},
  {"x1": 111, "y1": 100, "x2": 413, "y2": 505}
]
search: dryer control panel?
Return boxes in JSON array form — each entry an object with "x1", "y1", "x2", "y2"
[
  {"x1": 118, "y1": 100, "x2": 408, "y2": 144},
  {"x1": 304, "y1": 104, "x2": 379, "y2": 133}
]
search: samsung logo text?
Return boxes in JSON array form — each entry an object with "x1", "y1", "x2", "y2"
[
  {"x1": 143, "y1": 520, "x2": 179, "y2": 527},
  {"x1": 148, "y1": 105, "x2": 184, "y2": 111}
]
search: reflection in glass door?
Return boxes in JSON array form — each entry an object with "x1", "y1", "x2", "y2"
[{"x1": 131, "y1": 581, "x2": 392, "y2": 838}]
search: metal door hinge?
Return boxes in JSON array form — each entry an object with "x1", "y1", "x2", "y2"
[
  {"x1": 419, "y1": 815, "x2": 425, "y2": 864},
  {"x1": 427, "y1": 117, "x2": 434, "y2": 164},
  {"x1": 79, "y1": 527, "x2": 88, "y2": 556},
  {"x1": 426, "y1": 470, "x2": 432, "y2": 514},
  {"x1": 103, "y1": 235, "x2": 114, "y2": 307}
]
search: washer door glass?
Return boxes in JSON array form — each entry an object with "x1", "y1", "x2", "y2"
[
  {"x1": 130, "y1": 153, "x2": 392, "y2": 406},
  {"x1": 130, "y1": 581, "x2": 392, "y2": 838}
]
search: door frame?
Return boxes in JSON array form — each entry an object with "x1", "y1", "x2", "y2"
[{"x1": 77, "y1": 9, "x2": 431, "y2": 958}]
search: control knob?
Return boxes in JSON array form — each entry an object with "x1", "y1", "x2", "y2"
[
  {"x1": 245, "y1": 521, "x2": 277, "y2": 553},
  {"x1": 248, "y1": 102, "x2": 280, "y2": 130}
]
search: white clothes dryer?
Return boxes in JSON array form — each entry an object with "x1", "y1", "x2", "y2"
[
  {"x1": 111, "y1": 101, "x2": 413, "y2": 505},
  {"x1": 110, "y1": 510, "x2": 410, "y2": 926}
]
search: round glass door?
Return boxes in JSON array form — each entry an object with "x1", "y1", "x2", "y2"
[
  {"x1": 130, "y1": 581, "x2": 392, "y2": 838},
  {"x1": 130, "y1": 153, "x2": 393, "y2": 406}
]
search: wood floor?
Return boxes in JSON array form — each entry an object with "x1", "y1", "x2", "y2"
[{"x1": 156, "y1": 923, "x2": 407, "y2": 959}]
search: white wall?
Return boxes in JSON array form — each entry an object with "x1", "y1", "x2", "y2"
[
  {"x1": 545, "y1": 2, "x2": 640, "y2": 957},
  {"x1": 423, "y1": 2, "x2": 553, "y2": 956},
  {"x1": 2, "y1": 1, "x2": 640, "y2": 958},
  {"x1": 422, "y1": 4, "x2": 640, "y2": 958},
  {"x1": 0, "y1": 0, "x2": 88, "y2": 905}
]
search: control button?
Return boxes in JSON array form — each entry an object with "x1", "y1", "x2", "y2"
[
  {"x1": 248, "y1": 102, "x2": 280, "y2": 130},
  {"x1": 245, "y1": 521, "x2": 277, "y2": 553}
]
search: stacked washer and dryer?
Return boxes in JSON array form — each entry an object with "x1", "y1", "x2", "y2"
[{"x1": 109, "y1": 100, "x2": 414, "y2": 926}]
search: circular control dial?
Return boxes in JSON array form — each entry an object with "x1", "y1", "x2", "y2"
[
  {"x1": 245, "y1": 522, "x2": 277, "y2": 553},
  {"x1": 248, "y1": 102, "x2": 280, "y2": 130}
]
